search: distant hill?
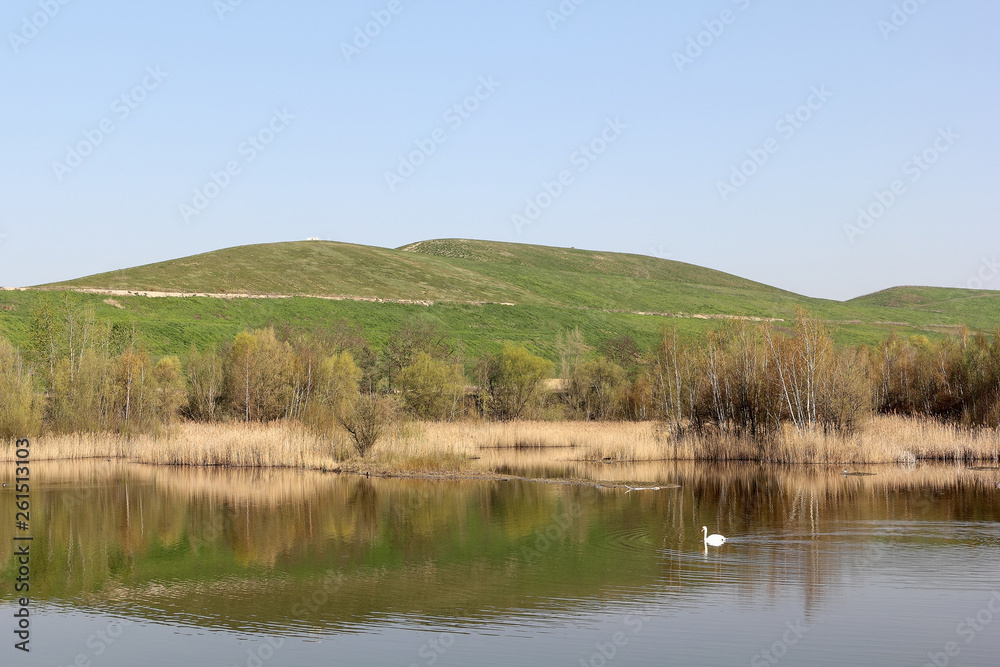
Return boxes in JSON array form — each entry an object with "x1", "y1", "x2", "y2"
[
  {"x1": 42, "y1": 238, "x2": 808, "y2": 316},
  {"x1": 0, "y1": 238, "x2": 994, "y2": 358}
]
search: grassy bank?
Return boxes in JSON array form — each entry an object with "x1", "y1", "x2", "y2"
[{"x1": 5, "y1": 416, "x2": 997, "y2": 472}]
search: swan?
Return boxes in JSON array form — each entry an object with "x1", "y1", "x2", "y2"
[{"x1": 702, "y1": 526, "x2": 726, "y2": 546}]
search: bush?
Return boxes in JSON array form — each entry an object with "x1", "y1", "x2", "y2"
[{"x1": 339, "y1": 392, "x2": 395, "y2": 456}]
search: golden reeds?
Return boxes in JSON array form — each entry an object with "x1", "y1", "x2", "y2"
[{"x1": 3, "y1": 414, "x2": 996, "y2": 471}]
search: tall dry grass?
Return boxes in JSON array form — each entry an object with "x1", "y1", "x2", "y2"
[
  {"x1": 390, "y1": 416, "x2": 1000, "y2": 465},
  {"x1": 0, "y1": 420, "x2": 475, "y2": 473},
  {"x1": 2, "y1": 415, "x2": 997, "y2": 471},
  {"x1": 1, "y1": 422, "x2": 342, "y2": 470}
]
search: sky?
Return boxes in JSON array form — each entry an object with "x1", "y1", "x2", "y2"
[{"x1": 1, "y1": 0, "x2": 998, "y2": 300}]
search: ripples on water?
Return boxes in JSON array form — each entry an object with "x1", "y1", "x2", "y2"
[{"x1": 1, "y1": 460, "x2": 998, "y2": 666}]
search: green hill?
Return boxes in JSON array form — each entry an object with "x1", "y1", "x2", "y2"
[
  {"x1": 42, "y1": 238, "x2": 805, "y2": 315},
  {"x1": 0, "y1": 239, "x2": 996, "y2": 360}
]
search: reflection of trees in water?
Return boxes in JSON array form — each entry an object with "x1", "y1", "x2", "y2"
[
  {"x1": 0, "y1": 460, "x2": 996, "y2": 631},
  {"x1": 347, "y1": 477, "x2": 377, "y2": 521}
]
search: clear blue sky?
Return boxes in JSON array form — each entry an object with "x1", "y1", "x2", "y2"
[{"x1": 2, "y1": 0, "x2": 997, "y2": 299}]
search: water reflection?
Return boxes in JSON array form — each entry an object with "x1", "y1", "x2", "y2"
[{"x1": 1, "y1": 459, "x2": 998, "y2": 665}]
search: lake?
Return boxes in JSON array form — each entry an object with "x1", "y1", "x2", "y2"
[{"x1": 2, "y1": 459, "x2": 999, "y2": 666}]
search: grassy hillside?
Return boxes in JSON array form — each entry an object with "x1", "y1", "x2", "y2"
[
  {"x1": 848, "y1": 286, "x2": 1000, "y2": 329},
  {"x1": 0, "y1": 238, "x2": 996, "y2": 360},
  {"x1": 44, "y1": 238, "x2": 808, "y2": 315},
  {"x1": 0, "y1": 289, "x2": 740, "y2": 363},
  {"x1": 44, "y1": 241, "x2": 531, "y2": 304}
]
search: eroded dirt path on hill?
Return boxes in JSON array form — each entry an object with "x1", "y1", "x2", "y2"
[
  {"x1": 7, "y1": 285, "x2": 788, "y2": 322},
  {"x1": 15, "y1": 286, "x2": 964, "y2": 329},
  {"x1": 5, "y1": 286, "x2": 514, "y2": 307}
]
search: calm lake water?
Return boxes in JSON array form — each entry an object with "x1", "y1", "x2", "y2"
[{"x1": 2, "y1": 459, "x2": 999, "y2": 666}]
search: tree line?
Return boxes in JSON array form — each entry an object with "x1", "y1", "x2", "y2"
[{"x1": 1, "y1": 298, "x2": 998, "y2": 454}]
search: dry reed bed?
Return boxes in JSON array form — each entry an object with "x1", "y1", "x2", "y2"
[
  {"x1": 2, "y1": 415, "x2": 998, "y2": 471},
  {"x1": 2, "y1": 422, "x2": 340, "y2": 470},
  {"x1": 398, "y1": 416, "x2": 1000, "y2": 464}
]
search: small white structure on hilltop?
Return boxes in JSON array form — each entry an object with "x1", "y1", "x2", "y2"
[{"x1": 306, "y1": 237, "x2": 320, "y2": 241}]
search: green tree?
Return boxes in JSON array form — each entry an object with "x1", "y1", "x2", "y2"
[
  {"x1": 478, "y1": 343, "x2": 553, "y2": 421},
  {"x1": 378, "y1": 319, "x2": 454, "y2": 391},
  {"x1": 0, "y1": 340, "x2": 42, "y2": 439},
  {"x1": 304, "y1": 350, "x2": 363, "y2": 436},
  {"x1": 569, "y1": 356, "x2": 627, "y2": 420},
  {"x1": 226, "y1": 328, "x2": 293, "y2": 421},
  {"x1": 154, "y1": 356, "x2": 187, "y2": 424},
  {"x1": 50, "y1": 348, "x2": 117, "y2": 434},
  {"x1": 116, "y1": 347, "x2": 158, "y2": 433},
  {"x1": 186, "y1": 344, "x2": 224, "y2": 421},
  {"x1": 28, "y1": 296, "x2": 58, "y2": 377},
  {"x1": 398, "y1": 351, "x2": 466, "y2": 420},
  {"x1": 317, "y1": 351, "x2": 362, "y2": 411}
]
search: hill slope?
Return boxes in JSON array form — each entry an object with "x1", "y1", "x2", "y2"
[
  {"x1": 44, "y1": 239, "x2": 818, "y2": 318},
  {"x1": 0, "y1": 238, "x2": 994, "y2": 359}
]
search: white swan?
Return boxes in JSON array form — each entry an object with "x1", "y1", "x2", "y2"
[{"x1": 702, "y1": 526, "x2": 726, "y2": 546}]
